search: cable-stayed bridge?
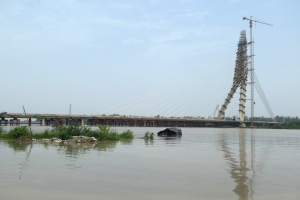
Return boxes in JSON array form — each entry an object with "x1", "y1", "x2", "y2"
[{"x1": 0, "y1": 29, "x2": 277, "y2": 128}]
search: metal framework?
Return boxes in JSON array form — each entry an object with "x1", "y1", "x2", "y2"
[
  {"x1": 216, "y1": 30, "x2": 248, "y2": 127},
  {"x1": 243, "y1": 16, "x2": 273, "y2": 126}
]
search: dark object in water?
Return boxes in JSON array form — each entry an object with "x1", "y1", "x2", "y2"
[{"x1": 157, "y1": 128, "x2": 182, "y2": 136}]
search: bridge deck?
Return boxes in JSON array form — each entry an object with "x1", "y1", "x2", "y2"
[{"x1": 0, "y1": 112, "x2": 276, "y2": 127}]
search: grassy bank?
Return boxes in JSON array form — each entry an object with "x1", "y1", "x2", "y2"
[{"x1": 0, "y1": 124, "x2": 134, "y2": 141}]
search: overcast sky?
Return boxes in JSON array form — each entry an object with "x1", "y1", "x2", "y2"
[{"x1": 1, "y1": 0, "x2": 299, "y2": 118}]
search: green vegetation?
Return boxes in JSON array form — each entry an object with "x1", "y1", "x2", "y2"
[
  {"x1": 0, "y1": 124, "x2": 134, "y2": 141},
  {"x1": 274, "y1": 116, "x2": 300, "y2": 123},
  {"x1": 263, "y1": 121, "x2": 300, "y2": 129},
  {"x1": 33, "y1": 129, "x2": 60, "y2": 140},
  {"x1": 85, "y1": 125, "x2": 134, "y2": 140},
  {"x1": 0, "y1": 126, "x2": 5, "y2": 135},
  {"x1": 56, "y1": 124, "x2": 91, "y2": 140},
  {"x1": 0, "y1": 126, "x2": 31, "y2": 139},
  {"x1": 222, "y1": 125, "x2": 234, "y2": 128},
  {"x1": 119, "y1": 130, "x2": 135, "y2": 139},
  {"x1": 223, "y1": 116, "x2": 300, "y2": 123},
  {"x1": 144, "y1": 132, "x2": 154, "y2": 139}
]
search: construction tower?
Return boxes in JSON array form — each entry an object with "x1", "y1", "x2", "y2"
[{"x1": 216, "y1": 30, "x2": 248, "y2": 127}]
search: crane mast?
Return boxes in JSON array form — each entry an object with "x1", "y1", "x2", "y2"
[{"x1": 243, "y1": 17, "x2": 273, "y2": 127}]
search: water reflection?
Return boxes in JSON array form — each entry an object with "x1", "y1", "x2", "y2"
[
  {"x1": 144, "y1": 138, "x2": 154, "y2": 145},
  {"x1": 5, "y1": 140, "x2": 32, "y2": 152},
  {"x1": 160, "y1": 136, "x2": 182, "y2": 145},
  {"x1": 56, "y1": 142, "x2": 94, "y2": 157},
  {"x1": 18, "y1": 143, "x2": 33, "y2": 180},
  {"x1": 218, "y1": 129, "x2": 252, "y2": 200},
  {"x1": 57, "y1": 141, "x2": 121, "y2": 156},
  {"x1": 0, "y1": 139, "x2": 133, "y2": 156},
  {"x1": 0, "y1": 140, "x2": 35, "y2": 180}
]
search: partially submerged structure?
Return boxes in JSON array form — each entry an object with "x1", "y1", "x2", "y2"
[{"x1": 157, "y1": 128, "x2": 182, "y2": 136}]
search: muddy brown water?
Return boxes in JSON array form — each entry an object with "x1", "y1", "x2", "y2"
[{"x1": 0, "y1": 126, "x2": 299, "y2": 200}]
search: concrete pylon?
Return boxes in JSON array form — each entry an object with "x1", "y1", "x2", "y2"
[{"x1": 216, "y1": 30, "x2": 248, "y2": 127}]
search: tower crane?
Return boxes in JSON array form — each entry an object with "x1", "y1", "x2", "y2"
[{"x1": 243, "y1": 17, "x2": 273, "y2": 126}]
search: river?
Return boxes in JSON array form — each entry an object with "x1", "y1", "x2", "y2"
[{"x1": 0, "y1": 126, "x2": 299, "y2": 200}]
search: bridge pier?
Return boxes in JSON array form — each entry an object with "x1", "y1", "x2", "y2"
[
  {"x1": 41, "y1": 118, "x2": 45, "y2": 126},
  {"x1": 0, "y1": 118, "x2": 7, "y2": 126},
  {"x1": 81, "y1": 119, "x2": 84, "y2": 126},
  {"x1": 9, "y1": 118, "x2": 20, "y2": 126},
  {"x1": 239, "y1": 122, "x2": 246, "y2": 128}
]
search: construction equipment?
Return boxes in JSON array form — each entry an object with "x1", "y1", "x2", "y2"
[
  {"x1": 243, "y1": 17, "x2": 273, "y2": 126},
  {"x1": 209, "y1": 104, "x2": 220, "y2": 120},
  {"x1": 22, "y1": 105, "x2": 32, "y2": 134}
]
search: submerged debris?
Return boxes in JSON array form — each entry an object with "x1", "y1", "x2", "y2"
[
  {"x1": 42, "y1": 138, "x2": 62, "y2": 143},
  {"x1": 41, "y1": 136, "x2": 97, "y2": 144},
  {"x1": 67, "y1": 136, "x2": 97, "y2": 144},
  {"x1": 157, "y1": 128, "x2": 182, "y2": 136}
]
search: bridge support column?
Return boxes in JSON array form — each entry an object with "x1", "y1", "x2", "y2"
[
  {"x1": 239, "y1": 122, "x2": 246, "y2": 128},
  {"x1": 81, "y1": 119, "x2": 84, "y2": 126},
  {"x1": 42, "y1": 118, "x2": 45, "y2": 126},
  {"x1": 144, "y1": 121, "x2": 146, "y2": 127},
  {"x1": 28, "y1": 118, "x2": 31, "y2": 126},
  {"x1": 1, "y1": 118, "x2": 6, "y2": 126}
]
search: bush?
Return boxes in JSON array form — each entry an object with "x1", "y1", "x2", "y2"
[
  {"x1": 58, "y1": 130, "x2": 70, "y2": 140},
  {"x1": 0, "y1": 126, "x2": 4, "y2": 135},
  {"x1": 4, "y1": 126, "x2": 31, "y2": 139},
  {"x1": 92, "y1": 129, "x2": 119, "y2": 140},
  {"x1": 86, "y1": 125, "x2": 134, "y2": 140},
  {"x1": 33, "y1": 129, "x2": 58, "y2": 140},
  {"x1": 120, "y1": 130, "x2": 134, "y2": 139},
  {"x1": 0, "y1": 124, "x2": 134, "y2": 141},
  {"x1": 98, "y1": 124, "x2": 111, "y2": 133},
  {"x1": 94, "y1": 125, "x2": 119, "y2": 140},
  {"x1": 56, "y1": 123, "x2": 91, "y2": 140},
  {"x1": 144, "y1": 132, "x2": 154, "y2": 139}
]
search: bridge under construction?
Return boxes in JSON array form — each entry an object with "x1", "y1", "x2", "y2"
[
  {"x1": 0, "y1": 112, "x2": 275, "y2": 127},
  {"x1": 1, "y1": 19, "x2": 276, "y2": 128}
]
